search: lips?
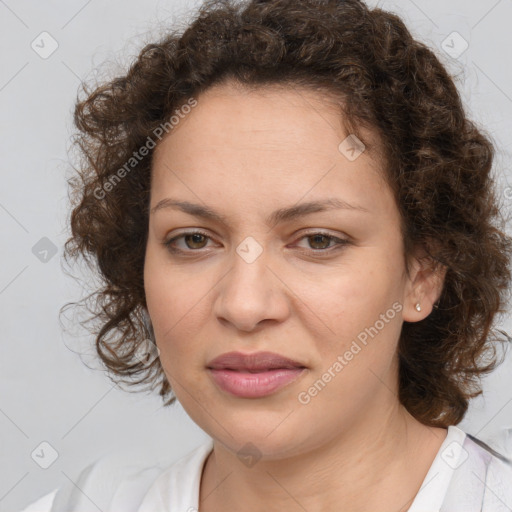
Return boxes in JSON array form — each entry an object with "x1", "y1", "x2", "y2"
[
  {"x1": 206, "y1": 351, "x2": 306, "y2": 372},
  {"x1": 206, "y1": 351, "x2": 307, "y2": 398}
]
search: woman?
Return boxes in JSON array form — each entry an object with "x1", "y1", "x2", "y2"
[{"x1": 20, "y1": 0, "x2": 512, "y2": 510}]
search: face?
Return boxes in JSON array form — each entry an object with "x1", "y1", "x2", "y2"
[{"x1": 144, "y1": 82, "x2": 429, "y2": 458}]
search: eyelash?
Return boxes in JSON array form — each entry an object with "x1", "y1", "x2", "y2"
[{"x1": 163, "y1": 230, "x2": 350, "y2": 256}]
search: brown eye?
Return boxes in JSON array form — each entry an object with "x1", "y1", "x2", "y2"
[
  {"x1": 307, "y1": 234, "x2": 332, "y2": 250},
  {"x1": 294, "y1": 231, "x2": 350, "y2": 255},
  {"x1": 163, "y1": 230, "x2": 213, "y2": 254},
  {"x1": 184, "y1": 233, "x2": 208, "y2": 249}
]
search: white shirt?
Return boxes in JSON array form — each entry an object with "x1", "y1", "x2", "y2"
[{"x1": 19, "y1": 425, "x2": 512, "y2": 511}]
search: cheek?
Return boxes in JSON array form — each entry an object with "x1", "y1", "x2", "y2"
[
  {"x1": 144, "y1": 252, "x2": 187, "y2": 355},
  {"x1": 144, "y1": 244, "x2": 195, "y2": 326},
  {"x1": 143, "y1": 252, "x2": 213, "y2": 370},
  {"x1": 303, "y1": 262, "x2": 404, "y2": 368},
  {"x1": 298, "y1": 292, "x2": 403, "y2": 414}
]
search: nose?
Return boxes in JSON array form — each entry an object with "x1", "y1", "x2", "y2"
[{"x1": 213, "y1": 245, "x2": 290, "y2": 332}]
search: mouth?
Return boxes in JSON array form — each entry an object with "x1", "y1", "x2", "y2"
[
  {"x1": 214, "y1": 367, "x2": 302, "y2": 373},
  {"x1": 207, "y1": 367, "x2": 307, "y2": 398},
  {"x1": 206, "y1": 351, "x2": 307, "y2": 398},
  {"x1": 206, "y1": 350, "x2": 306, "y2": 372}
]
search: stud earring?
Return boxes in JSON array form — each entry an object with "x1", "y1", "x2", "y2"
[{"x1": 415, "y1": 303, "x2": 422, "y2": 312}]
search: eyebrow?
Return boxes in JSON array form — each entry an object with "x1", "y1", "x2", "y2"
[{"x1": 150, "y1": 197, "x2": 370, "y2": 226}]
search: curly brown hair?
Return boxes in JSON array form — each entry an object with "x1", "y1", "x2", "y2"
[{"x1": 62, "y1": 0, "x2": 512, "y2": 428}]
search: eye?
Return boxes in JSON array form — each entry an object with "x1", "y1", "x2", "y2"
[
  {"x1": 294, "y1": 232, "x2": 350, "y2": 253},
  {"x1": 163, "y1": 230, "x2": 350, "y2": 256},
  {"x1": 164, "y1": 230, "x2": 214, "y2": 253}
]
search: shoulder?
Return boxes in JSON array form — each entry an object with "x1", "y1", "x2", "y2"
[
  {"x1": 18, "y1": 439, "x2": 214, "y2": 512},
  {"x1": 136, "y1": 437, "x2": 214, "y2": 510},
  {"x1": 442, "y1": 425, "x2": 512, "y2": 510},
  {"x1": 473, "y1": 434, "x2": 512, "y2": 510},
  {"x1": 18, "y1": 489, "x2": 58, "y2": 512}
]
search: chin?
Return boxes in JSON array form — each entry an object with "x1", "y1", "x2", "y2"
[{"x1": 203, "y1": 410, "x2": 308, "y2": 456}]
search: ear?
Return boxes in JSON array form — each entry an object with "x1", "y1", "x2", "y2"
[{"x1": 402, "y1": 244, "x2": 447, "y2": 322}]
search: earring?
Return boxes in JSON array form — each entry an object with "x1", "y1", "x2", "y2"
[{"x1": 415, "y1": 303, "x2": 422, "y2": 312}]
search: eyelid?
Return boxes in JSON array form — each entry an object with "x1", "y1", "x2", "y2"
[
  {"x1": 295, "y1": 228, "x2": 349, "y2": 241},
  {"x1": 163, "y1": 229, "x2": 215, "y2": 248},
  {"x1": 163, "y1": 228, "x2": 351, "y2": 255},
  {"x1": 291, "y1": 230, "x2": 350, "y2": 252}
]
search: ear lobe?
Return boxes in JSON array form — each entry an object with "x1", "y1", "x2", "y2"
[{"x1": 402, "y1": 245, "x2": 447, "y2": 322}]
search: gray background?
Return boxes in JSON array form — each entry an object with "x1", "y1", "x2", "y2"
[{"x1": 1, "y1": 0, "x2": 512, "y2": 510}]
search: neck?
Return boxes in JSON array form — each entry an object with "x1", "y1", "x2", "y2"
[{"x1": 199, "y1": 404, "x2": 447, "y2": 512}]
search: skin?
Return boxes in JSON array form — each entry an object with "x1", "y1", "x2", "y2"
[{"x1": 144, "y1": 80, "x2": 448, "y2": 512}]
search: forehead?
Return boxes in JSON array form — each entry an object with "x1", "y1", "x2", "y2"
[
  {"x1": 150, "y1": 82, "x2": 391, "y2": 215},
  {"x1": 161, "y1": 82, "x2": 375, "y2": 151}
]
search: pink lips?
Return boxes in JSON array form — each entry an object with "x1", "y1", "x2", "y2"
[{"x1": 206, "y1": 351, "x2": 307, "y2": 398}]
